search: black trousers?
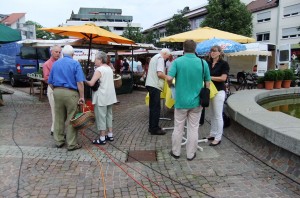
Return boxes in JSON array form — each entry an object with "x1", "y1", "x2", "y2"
[{"x1": 146, "y1": 86, "x2": 161, "y2": 132}]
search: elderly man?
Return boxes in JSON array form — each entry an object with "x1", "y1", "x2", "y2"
[
  {"x1": 48, "y1": 45, "x2": 85, "y2": 151},
  {"x1": 167, "y1": 40, "x2": 211, "y2": 161},
  {"x1": 145, "y1": 48, "x2": 171, "y2": 135},
  {"x1": 43, "y1": 45, "x2": 62, "y2": 136}
]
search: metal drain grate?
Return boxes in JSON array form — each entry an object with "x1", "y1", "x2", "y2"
[{"x1": 126, "y1": 150, "x2": 157, "y2": 163}]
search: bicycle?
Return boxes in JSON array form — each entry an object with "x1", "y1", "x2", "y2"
[{"x1": 236, "y1": 71, "x2": 258, "y2": 90}]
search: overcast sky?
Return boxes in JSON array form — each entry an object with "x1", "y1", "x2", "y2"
[{"x1": 1, "y1": 0, "x2": 208, "y2": 30}]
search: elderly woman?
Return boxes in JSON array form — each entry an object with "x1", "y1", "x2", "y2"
[
  {"x1": 86, "y1": 51, "x2": 117, "y2": 145},
  {"x1": 205, "y1": 45, "x2": 230, "y2": 146}
]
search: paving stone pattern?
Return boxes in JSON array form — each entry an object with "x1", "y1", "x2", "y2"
[{"x1": 0, "y1": 86, "x2": 299, "y2": 198}]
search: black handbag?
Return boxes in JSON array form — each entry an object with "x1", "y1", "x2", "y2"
[
  {"x1": 86, "y1": 67, "x2": 100, "y2": 91},
  {"x1": 199, "y1": 59, "x2": 210, "y2": 107}
]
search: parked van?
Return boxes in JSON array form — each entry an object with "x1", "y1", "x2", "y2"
[
  {"x1": 0, "y1": 41, "x2": 50, "y2": 86},
  {"x1": 277, "y1": 43, "x2": 300, "y2": 71},
  {"x1": 226, "y1": 43, "x2": 276, "y2": 77}
]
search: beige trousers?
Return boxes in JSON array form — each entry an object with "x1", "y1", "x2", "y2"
[
  {"x1": 47, "y1": 85, "x2": 55, "y2": 132},
  {"x1": 172, "y1": 106, "x2": 202, "y2": 159}
]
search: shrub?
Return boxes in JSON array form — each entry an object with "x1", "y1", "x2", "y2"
[
  {"x1": 264, "y1": 70, "x2": 276, "y2": 81},
  {"x1": 257, "y1": 77, "x2": 264, "y2": 84},
  {"x1": 276, "y1": 70, "x2": 284, "y2": 81},
  {"x1": 283, "y1": 69, "x2": 294, "y2": 80}
]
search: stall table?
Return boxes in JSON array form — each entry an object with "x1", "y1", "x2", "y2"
[{"x1": 28, "y1": 76, "x2": 46, "y2": 101}]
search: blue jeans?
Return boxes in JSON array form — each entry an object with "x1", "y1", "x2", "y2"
[{"x1": 146, "y1": 86, "x2": 161, "y2": 132}]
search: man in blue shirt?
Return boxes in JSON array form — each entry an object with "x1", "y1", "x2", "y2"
[
  {"x1": 48, "y1": 45, "x2": 85, "y2": 151},
  {"x1": 167, "y1": 40, "x2": 211, "y2": 161}
]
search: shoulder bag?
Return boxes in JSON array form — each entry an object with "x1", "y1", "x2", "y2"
[{"x1": 199, "y1": 59, "x2": 210, "y2": 107}]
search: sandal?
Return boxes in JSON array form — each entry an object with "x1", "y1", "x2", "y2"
[
  {"x1": 92, "y1": 138, "x2": 106, "y2": 145},
  {"x1": 105, "y1": 135, "x2": 114, "y2": 142}
]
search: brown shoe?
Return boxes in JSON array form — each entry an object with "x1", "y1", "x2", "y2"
[
  {"x1": 67, "y1": 144, "x2": 82, "y2": 151},
  {"x1": 151, "y1": 129, "x2": 166, "y2": 135}
]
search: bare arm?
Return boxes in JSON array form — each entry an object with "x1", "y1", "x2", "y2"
[
  {"x1": 205, "y1": 81, "x2": 210, "y2": 88},
  {"x1": 157, "y1": 71, "x2": 167, "y2": 80},
  {"x1": 211, "y1": 74, "x2": 227, "y2": 82},
  {"x1": 77, "y1": 81, "x2": 85, "y2": 104},
  {"x1": 86, "y1": 70, "x2": 101, "y2": 87},
  {"x1": 166, "y1": 75, "x2": 174, "y2": 87}
]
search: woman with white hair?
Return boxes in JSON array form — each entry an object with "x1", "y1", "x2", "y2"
[{"x1": 86, "y1": 51, "x2": 117, "y2": 145}]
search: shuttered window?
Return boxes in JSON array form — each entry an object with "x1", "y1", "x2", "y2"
[
  {"x1": 283, "y1": 3, "x2": 300, "y2": 17},
  {"x1": 282, "y1": 27, "x2": 300, "y2": 39},
  {"x1": 257, "y1": 11, "x2": 271, "y2": 22}
]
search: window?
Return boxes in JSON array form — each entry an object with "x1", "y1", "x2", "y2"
[
  {"x1": 20, "y1": 47, "x2": 50, "y2": 60},
  {"x1": 257, "y1": 11, "x2": 271, "y2": 23},
  {"x1": 259, "y1": 55, "x2": 267, "y2": 62},
  {"x1": 283, "y1": 3, "x2": 300, "y2": 17},
  {"x1": 114, "y1": 27, "x2": 124, "y2": 31},
  {"x1": 282, "y1": 27, "x2": 300, "y2": 39},
  {"x1": 279, "y1": 50, "x2": 289, "y2": 62},
  {"x1": 256, "y1": 32, "x2": 270, "y2": 41}
]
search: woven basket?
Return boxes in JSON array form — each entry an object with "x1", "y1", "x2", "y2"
[
  {"x1": 70, "y1": 105, "x2": 95, "y2": 130},
  {"x1": 114, "y1": 74, "x2": 122, "y2": 89}
]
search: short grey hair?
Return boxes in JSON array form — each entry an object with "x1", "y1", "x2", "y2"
[
  {"x1": 160, "y1": 48, "x2": 171, "y2": 56},
  {"x1": 50, "y1": 45, "x2": 61, "y2": 51},
  {"x1": 95, "y1": 51, "x2": 107, "y2": 63},
  {"x1": 62, "y1": 45, "x2": 74, "y2": 56}
]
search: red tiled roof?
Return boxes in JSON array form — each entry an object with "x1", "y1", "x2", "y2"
[
  {"x1": 247, "y1": 0, "x2": 278, "y2": 13},
  {"x1": 1, "y1": 13, "x2": 25, "y2": 25}
]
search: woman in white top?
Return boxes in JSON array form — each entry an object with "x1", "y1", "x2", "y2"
[{"x1": 86, "y1": 51, "x2": 117, "y2": 145}]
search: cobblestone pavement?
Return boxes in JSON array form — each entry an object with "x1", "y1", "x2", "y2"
[{"x1": 0, "y1": 85, "x2": 300, "y2": 198}]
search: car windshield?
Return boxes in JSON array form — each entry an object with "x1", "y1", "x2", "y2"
[{"x1": 21, "y1": 46, "x2": 50, "y2": 60}]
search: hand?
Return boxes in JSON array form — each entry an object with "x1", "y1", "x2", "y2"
[{"x1": 78, "y1": 98, "x2": 85, "y2": 105}]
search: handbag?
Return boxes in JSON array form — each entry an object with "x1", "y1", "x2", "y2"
[
  {"x1": 86, "y1": 67, "x2": 100, "y2": 91},
  {"x1": 200, "y1": 59, "x2": 210, "y2": 107}
]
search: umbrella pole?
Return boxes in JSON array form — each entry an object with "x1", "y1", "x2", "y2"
[{"x1": 86, "y1": 37, "x2": 92, "y2": 75}]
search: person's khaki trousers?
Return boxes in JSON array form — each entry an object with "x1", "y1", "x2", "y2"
[
  {"x1": 53, "y1": 88, "x2": 79, "y2": 149},
  {"x1": 47, "y1": 86, "x2": 55, "y2": 132},
  {"x1": 172, "y1": 106, "x2": 202, "y2": 159}
]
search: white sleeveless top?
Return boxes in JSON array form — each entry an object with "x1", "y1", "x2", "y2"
[{"x1": 92, "y1": 66, "x2": 117, "y2": 106}]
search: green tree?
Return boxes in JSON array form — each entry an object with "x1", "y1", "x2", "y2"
[
  {"x1": 25, "y1": 20, "x2": 67, "y2": 40},
  {"x1": 122, "y1": 23, "x2": 144, "y2": 43},
  {"x1": 100, "y1": 26, "x2": 111, "y2": 31},
  {"x1": 144, "y1": 30, "x2": 156, "y2": 44},
  {"x1": 165, "y1": 13, "x2": 191, "y2": 37},
  {"x1": 164, "y1": 10, "x2": 191, "y2": 50},
  {"x1": 201, "y1": 0, "x2": 253, "y2": 37}
]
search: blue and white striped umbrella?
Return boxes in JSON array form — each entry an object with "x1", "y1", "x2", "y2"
[{"x1": 196, "y1": 38, "x2": 246, "y2": 56}]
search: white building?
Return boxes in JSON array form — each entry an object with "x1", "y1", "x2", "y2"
[
  {"x1": 64, "y1": 7, "x2": 141, "y2": 35},
  {"x1": 143, "y1": 4, "x2": 208, "y2": 38},
  {"x1": 248, "y1": 0, "x2": 300, "y2": 46},
  {"x1": 145, "y1": 0, "x2": 300, "y2": 48},
  {"x1": 0, "y1": 13, "x2": 36, "y2": 40}
]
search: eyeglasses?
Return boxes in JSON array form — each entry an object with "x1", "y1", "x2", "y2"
[{"x1": 210, "y1": 49, "x2": 219, "y2": 52}]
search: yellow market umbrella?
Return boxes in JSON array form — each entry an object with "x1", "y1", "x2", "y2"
[
  {"x1": 160, "y1": 26, "x2": 255, "y2": 43},
  {"x1": 40, "y1": 23, "x2": 135, "y2": 67}
]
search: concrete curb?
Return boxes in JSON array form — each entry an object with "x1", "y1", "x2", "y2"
[{"x1": 227, "y1": 87, "x2": 300, "y2": 156}]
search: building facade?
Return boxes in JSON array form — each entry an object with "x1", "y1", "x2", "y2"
[
  {"x1": 64, "y1": 7, "x2": 141, "y2": 35},
  {"x1": 249, "y1": 0, "x2": 300, "y2": 47},
  {"x1": 143, "y1": 4, "x2": 208, "y2": 38},
  {"x1": 0, "y1": 13, "x2": 36, "y2": 40},
  {"x1": 145, "y1": 0, "x2": 300, "y2": 48}
]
